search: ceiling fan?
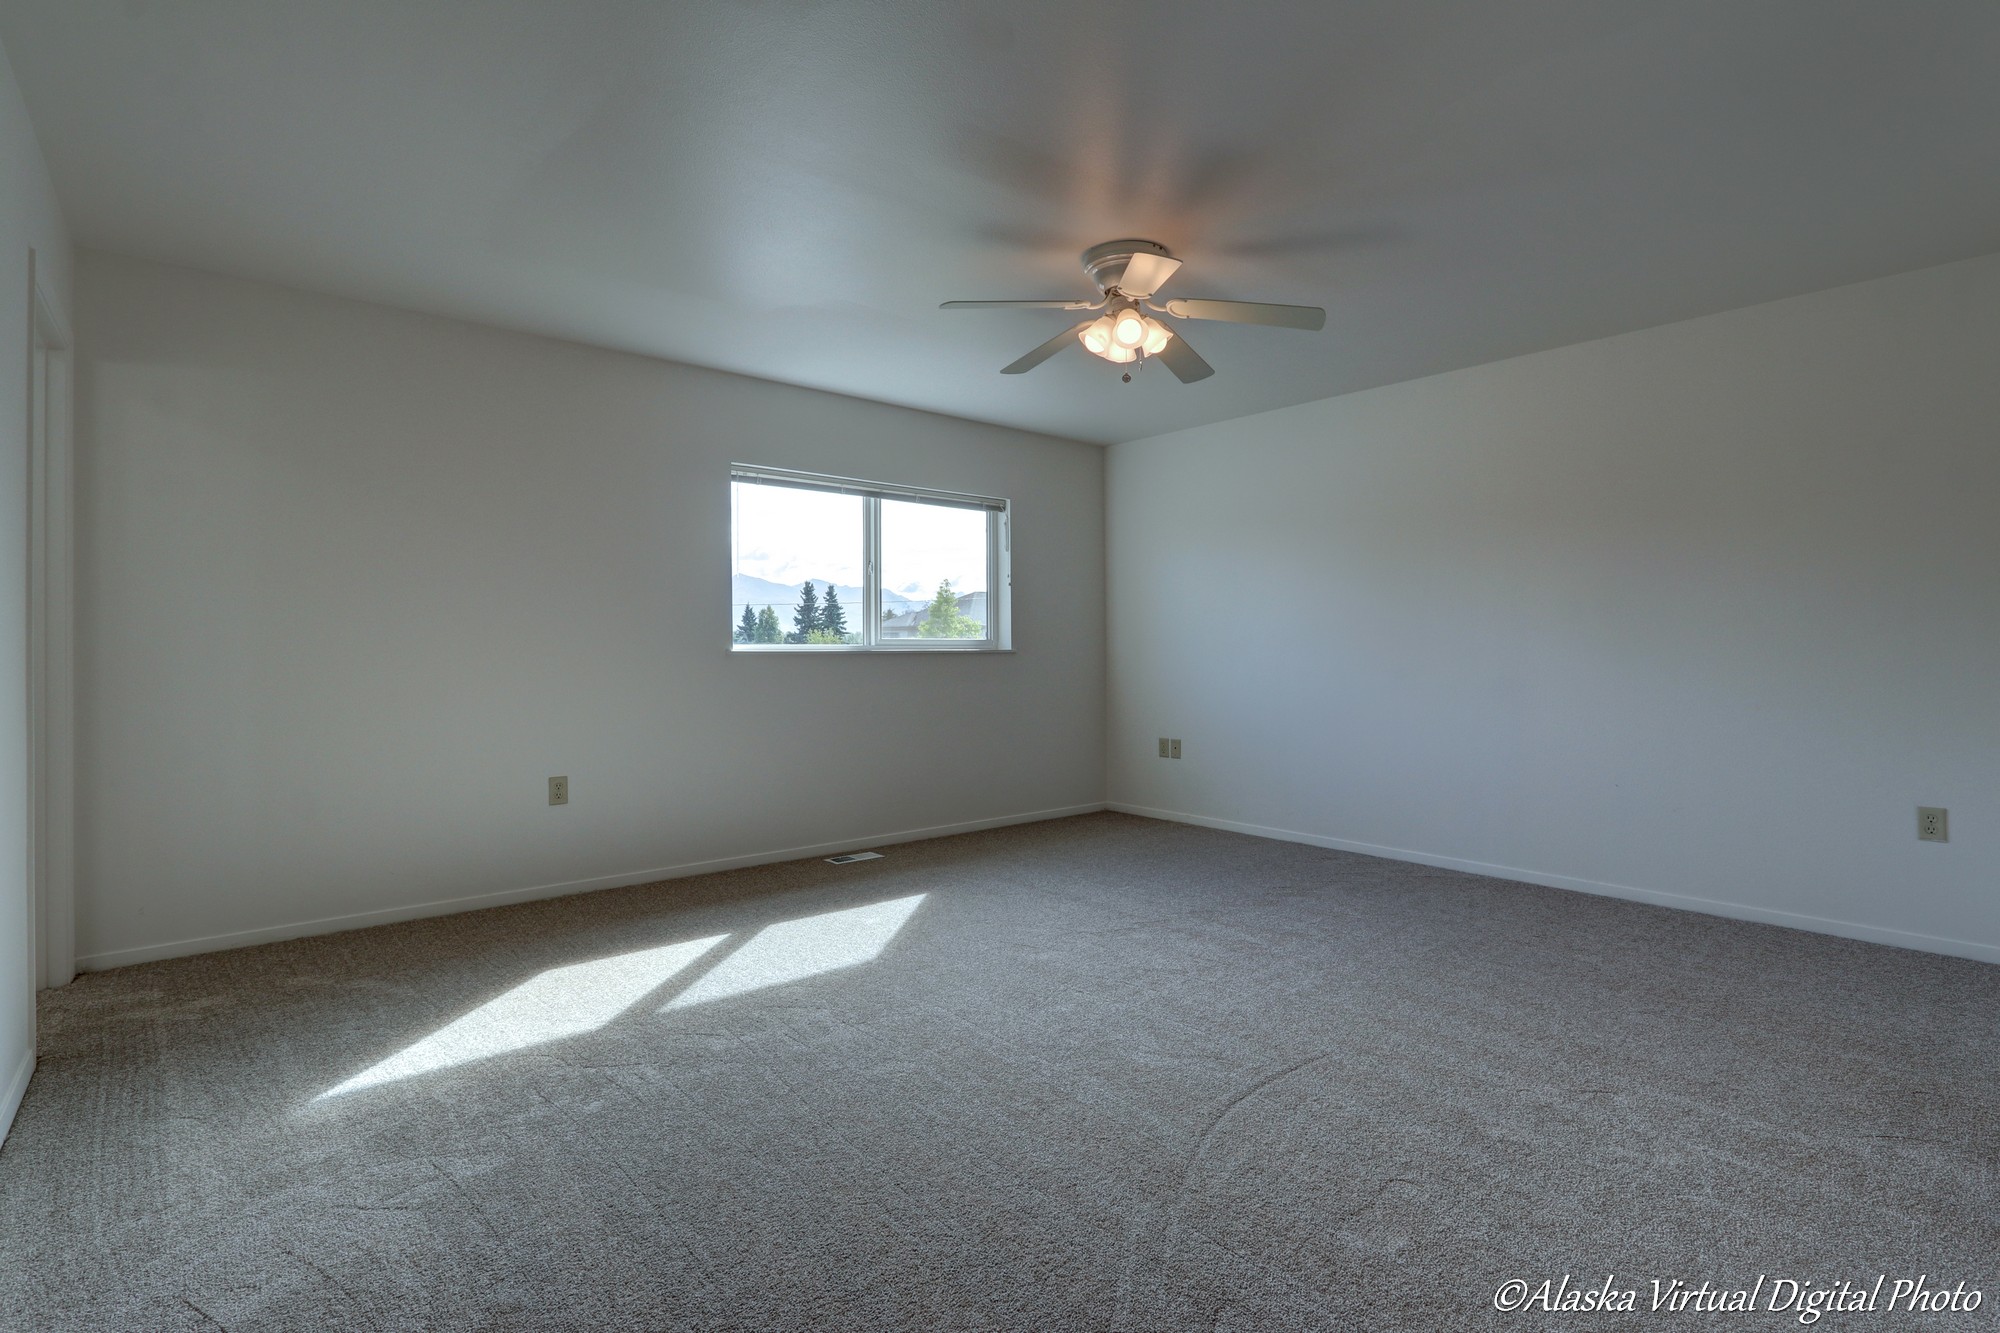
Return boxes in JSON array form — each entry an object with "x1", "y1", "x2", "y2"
[{"x1": 941, "y1": 239, "x2": 1325, "y2": 383}]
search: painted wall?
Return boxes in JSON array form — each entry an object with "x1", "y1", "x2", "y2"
[
  {"x1": 1109, "y1": 252, "x2": 2000, "y2": 964},
  {"x1": 74, "y1": 253, "x2": 1105, "y2": 969},
  {"x1": 1, "y1": 35, "x2": 72, "y2": 1140}
]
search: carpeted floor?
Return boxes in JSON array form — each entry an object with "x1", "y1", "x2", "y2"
[{"x1": 2, "y1": 812, "x2": 1994, "y2": 1330}]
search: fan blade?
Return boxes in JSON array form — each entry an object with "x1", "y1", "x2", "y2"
[
  {"x1": 1163, "y1": 298, "x2": 1325, "y2": 330},
  {"x1": 942, "y1": 299, "x2": 1096, "y2": 310},
  {"x1": 1001, "y1": 322, "x2": 1091, "y2": 375},
  {"x1": 1153, "y1": 330, "x2": 1214, "y2": 383},
  {"x1": 1116, "y1": 252, "x2": 1182, "y2": 298}
]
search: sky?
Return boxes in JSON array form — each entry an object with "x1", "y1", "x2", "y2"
[{"x1": 732, "y1": 484, "x2": 988, "y2": 598}]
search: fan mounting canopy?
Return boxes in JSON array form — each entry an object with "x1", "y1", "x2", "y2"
[{"x1": 1081, "y1": 239, "x2": 1178, "y2": 297}]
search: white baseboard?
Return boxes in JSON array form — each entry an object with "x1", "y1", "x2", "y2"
[
  {"x1": 76, "y1": 802, "x2": 1109, "y2": 973},
  {"x1": 0, "y1": 1047, "x2": 33, "y2": 1150},
  {"x1": 1108, "y1": 802, "x2": 2000, "y2": 967}
]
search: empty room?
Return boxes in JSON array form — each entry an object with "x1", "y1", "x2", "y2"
[{"x1": 1, "y1": 3, "x2": 1995, "y2": 1329}]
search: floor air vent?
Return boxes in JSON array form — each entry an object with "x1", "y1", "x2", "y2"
[{"x1": 825, "y1": 851, "x2": 884, "y2": 865}]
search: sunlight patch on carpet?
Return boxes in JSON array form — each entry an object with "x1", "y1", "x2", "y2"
[
  {"x1": 663, "y1": 894, "x2": 927, "y2": 1011},
  {"x1": 320, "y1": 934, "x2": 727, "y2": 1098}
]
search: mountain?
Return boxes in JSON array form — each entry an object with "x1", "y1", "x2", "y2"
[{"x1": 730, "y1": 574, "x2": 920, "y2": 623}]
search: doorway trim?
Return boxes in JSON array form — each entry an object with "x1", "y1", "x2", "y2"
[{"x1": 28, "y1": 248, "x2": 75, "y2": 990}]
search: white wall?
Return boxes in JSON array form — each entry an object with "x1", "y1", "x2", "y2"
[
  {"x1": 1, "y1": 35, "x2": 71, "y2": 1140},
  {"x1": 74, "y1": 253, "x2": 1105, "y2": 969},
  {"x1": 1109, "y1": 253, "x2": 2000, "y2": 964}
]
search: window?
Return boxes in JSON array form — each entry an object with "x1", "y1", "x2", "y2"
[{"x1": 730, "y1": 467, "x2": 1009, "y2": 651}]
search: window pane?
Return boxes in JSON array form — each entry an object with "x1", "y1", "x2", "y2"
[
  {"x1": 731, "y1": 482, "x2": 864, "y2": 644},
  {"x1": 879, "y1": 498, "x2": 988, "y2": 641}
]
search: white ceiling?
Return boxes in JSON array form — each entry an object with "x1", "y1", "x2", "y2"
[{"x1": 6, "y1": 1, "x2": 2000, "y2": 445}]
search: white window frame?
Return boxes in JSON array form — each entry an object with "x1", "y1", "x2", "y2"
[{"x1": 730, "y1": 465, "x2": 1012, "y2": 653}]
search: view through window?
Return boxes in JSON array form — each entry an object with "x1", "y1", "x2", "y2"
[{"x1": 731, "y1": 468, "x2": 1008, "y2": 650}]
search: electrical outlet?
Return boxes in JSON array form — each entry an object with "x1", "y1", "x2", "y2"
[
  {"x1": 549, "y1": 776, "x2": 569, "y2": 806},
  {"x1": 1917, "y1": 806, "x2": 1947, "y2": 843},
  {"x1": 1158, "y1": 738, "x2": 1170, "y2": 758},
  {"x1": 1170, "y1": 738, "x2": 1182, "y2": 759}
]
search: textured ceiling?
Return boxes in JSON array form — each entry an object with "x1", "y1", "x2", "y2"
[{"x1": 6, "y1": 1, "x2": 2000, "y2": 444}]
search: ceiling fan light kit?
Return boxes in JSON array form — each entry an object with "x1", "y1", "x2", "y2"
[{"x1": 942, "y1": 239, "x2": 1326, "y2": 384}]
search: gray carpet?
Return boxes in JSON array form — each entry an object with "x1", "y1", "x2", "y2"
[{"x1": 3, "y1": 813, "x2": 1994, "y2": 1330}]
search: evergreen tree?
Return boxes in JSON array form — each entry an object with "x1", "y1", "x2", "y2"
[
  {"x1": 754, "y1": 606, "x2": 782, "y2": 643},
  {"x1": 789, "y1": 582, "x2": 822, "y2": 643},
  {"x1": 819, "y1": 583, "x2": 849, "y2": 641},
  {"x1": 735, "y1": 605, "x2": 758, "y2": 644},
  {"x1": 918, "y1": 579, "x2": 983, "y2": 639}
]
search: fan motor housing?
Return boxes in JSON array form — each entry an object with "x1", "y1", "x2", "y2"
[{"x1": 1082, "y1": 239, "x2": 1173, "y2": 295}]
